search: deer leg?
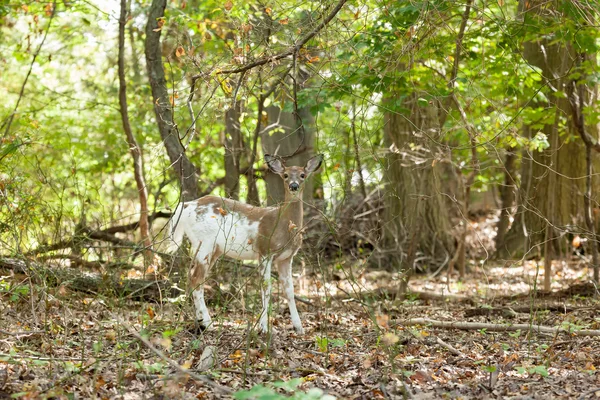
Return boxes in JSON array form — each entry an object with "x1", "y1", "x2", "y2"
[
  {"x1": 278, "y1": 257, "x2": 304, "y2": 334},
  {"x1": 190, "y1": 257, "x2": 212, "y2": 330},
  {"x1": 258, "y1": 256, "x2": 273, "y2": 333}
]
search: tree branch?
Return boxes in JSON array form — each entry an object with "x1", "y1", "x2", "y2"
[
  {"x1": 211, "y1": 0, "x2": 347, "y2": 75},
  {"x1": 2, "y1": 1, "x2": 57, "y2": 138}
]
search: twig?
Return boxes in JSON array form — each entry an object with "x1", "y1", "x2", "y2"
[
  {"x1": 0, "y1": 330, "x2": 44, "y2": 339},
  {"x1": 2, "y1": 1, "x2": 57, "y2": 138},
  {"x1": 122, "y1": 320, "x2": 233, "y2": 394},
  {"x1": 433, "y1": 336, "x2": 465, "y2": 357},
  {"x1": 213, "y1": 0, "x2": 347, "y2": 75},
  {"x1": 401, "y1": 318, "x2": 600, "y2": 337},
  {"x1": 579, "y1": 387, "x2": 600, "y2": 400}
]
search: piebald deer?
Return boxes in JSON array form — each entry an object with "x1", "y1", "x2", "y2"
[{"x1": 169, "y1": 154, "x2": 323, "y2": 334}]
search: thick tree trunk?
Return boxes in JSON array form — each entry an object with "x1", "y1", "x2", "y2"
[
  {"x1": 145, "y1": 0, "x2": 199, "y2": 201},
  {"x1": 381, "y1": 94, "x2": 455, "y2": 292},
  {"x1": 499, "y1": 0, "x2": 586, "y2": 259},
  {"x1": 224, "y1": 103, "x2": 242, "y2": 200},
  {"x1": 262, "y1": 105, "x2": 315, "y2": 205},
  {"x1": 118, "y1": 0, "x2": 151, "y2": 261}
]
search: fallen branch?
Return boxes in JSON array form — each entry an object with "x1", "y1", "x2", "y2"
[
  {"x1": 401, "y1": 318, "x2": 600, "y2": 337},
  {"x1": 0, "y1": 329, "x2": 44, "y2": 339},
  {"x1": 464, "y1": 304, "x2": 580, "y2": 318},
  {"x1": 101, "y1": 211, "x2": 172, "y2": 235},
  {"x1": 25, "y1": 229, "x2": 138, "y2": 256}
]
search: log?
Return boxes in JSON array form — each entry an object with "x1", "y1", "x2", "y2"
[
  {"x1": 401, "y1": 318, "x2": 600, "y2": 337},
  {"x1": 464, "y1": 304, "x2": 580, "y2": 318},
  {"x1": 0, "y1": 258, "x2": 181, "y2": 301}
]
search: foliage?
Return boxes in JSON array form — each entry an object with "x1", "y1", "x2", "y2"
[{"x1": 234, "y1": 379, "x2": 336, "y2": 400}]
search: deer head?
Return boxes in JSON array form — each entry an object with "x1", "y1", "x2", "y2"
[{"x1": 264, "y1": 154, "x2": 324, "y2": 197}]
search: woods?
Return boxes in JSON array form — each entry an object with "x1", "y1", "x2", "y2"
[{"x1": 1, "y1": 0, "x2": 600, "y2": 398}]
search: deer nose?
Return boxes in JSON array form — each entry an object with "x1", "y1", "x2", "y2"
[{"x1": 289, "y1": 182, "x2": 299, "y2": 191}]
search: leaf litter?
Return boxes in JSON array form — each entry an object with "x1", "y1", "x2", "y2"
[{"x1": 0, "y1": 255, "x2": 599, "y2": 399}]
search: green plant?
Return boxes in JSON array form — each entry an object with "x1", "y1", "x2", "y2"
[{"x1": 234, "y1": 378, "x2": 335, "y2": 400}]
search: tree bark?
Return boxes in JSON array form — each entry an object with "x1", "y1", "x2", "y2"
[
  {"x1": 224, "y1": 103, "x2": 242, "y2": 200},
  {"x1": 145, "y1": 0, "x2": 199, "y2": 201},
  {"x1": 263, "y1": 104, "x2": 315, "y2": 205},
  {"x1": 119, "y1": 0, "x2": 152, "y2": 261},
  {"x1": 569, "y1": 53, "x2": 600, "y2": 283},
  {"x1": 495, "y1": 149, "x2": 517, "y2": 251},
  {"x1": 499, "y1": 0, "x2": 586, "y2": 258},
  {"x1": 381, "y1": 93, "x2": 455, "y2": 292}
]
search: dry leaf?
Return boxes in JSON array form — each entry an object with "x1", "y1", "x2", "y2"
[
  {"x1": 241, "y1": 23, "x2": 252, "y2": 33},
  {"x1": 376, "y1": 314, "x2": 389, "y2": 329},
  {"x1": 288, "y1": 220, "x2": 297, "y2": 231},
  {"x1": 146, "y1": 306, "x2": 155, "y2": 319},
  {"x1": 158, "y1": 337, "x2": 172, "y2": 351},
  {"x1": 153, "y1": 17, "x2": 166, "y2": 32},
  {"x1": 265, "y1": 7, "x2": 272, "y2": 15},
  {"x1": 175, "y1": 46, "x2": 185, "y2": 57},
  {"x1": 217, "y1": 207, "x2": 228, "y2": 216},
  {"x1": 224, "y1": 0, "x2": 233, "y2": 11},
  {"x1": 105, "y1": 329, "x2": 116, "y2": 342},
  {"x1": 279, "y1": 18, "x2": 289, "y2": 25}
]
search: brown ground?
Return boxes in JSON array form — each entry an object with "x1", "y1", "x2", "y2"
[{"x1": 1, "y1": 252, "x2": 599, "y2": 400}]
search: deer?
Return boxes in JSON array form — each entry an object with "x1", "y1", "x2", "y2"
[{"x1": 168, "y1": 154, "x2": 324, "y2": 335}]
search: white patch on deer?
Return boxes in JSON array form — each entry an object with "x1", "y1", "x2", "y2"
[{"x1": 182, "y1": 204, "x2": 260, "y2": 261}]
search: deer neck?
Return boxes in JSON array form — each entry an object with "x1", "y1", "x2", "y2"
[{"x1": 280, "y1": 191, "x2": 303, "y2": 228}]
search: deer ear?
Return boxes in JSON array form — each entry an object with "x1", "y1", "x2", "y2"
[
  {"x1": 265, "y1": 154, "x2": 285, "y2": 174},
  {"x1": 305, "y1": 154, "x2": 324, "y2": 174}
]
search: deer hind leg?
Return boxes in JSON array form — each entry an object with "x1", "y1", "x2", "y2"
[
  {"x1": 258, "y1": 255, "x2": 273, "y2": 333},
  {"x1": 190, "y1": 247, "x2": 216, "y2": 330},
  {"x1": 277, "y1": 257, "x2": 304, "y2": 334}
]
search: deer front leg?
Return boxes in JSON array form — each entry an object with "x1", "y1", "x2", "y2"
[
  {"x1": 277, "y1": 257, "x2": 304, "y2": 334},
  {"x1": 190, "y1": 260, "x2": 212, "y2": 330},
  {"x1": 258, "y1": 256, "x2": 273, "y2": 333}
]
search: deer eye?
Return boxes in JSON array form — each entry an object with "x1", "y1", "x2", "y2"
[
  {"x1": 300, "y1": 173, "x2": 305, "y2": 179},
  {"x1": 284, "y1": 173, "x2": 289, "y2": 179}
]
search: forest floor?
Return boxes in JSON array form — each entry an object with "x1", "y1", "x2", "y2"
[{"x1": 1, "y1": 254, "x2": 599, "y2": 400}]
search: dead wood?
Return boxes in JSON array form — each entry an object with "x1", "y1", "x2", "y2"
[
  {"x1": 464, "y1": 304, "x2": 581, "y2": 318},
  {"x1": 0, "y1": 257, "x2": 180, "y2": 301},
  {"x1": 25, "y1": 229, "x2": 138, "y2": 256},
  {"x1": 401, "y1": 318, "x2": 600, "y2": 337},
  {"x1": 101, "y1": 211, "x2": 172, "y2": 235}
]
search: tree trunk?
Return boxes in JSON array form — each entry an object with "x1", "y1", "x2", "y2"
[
  {"x1": 118, "y1": 0, "x2": 151, "y2": 261},
  {"x1": 262, "y1": 104, "x2": 315, "y2": 205},
  {"x1": 495, "y1": 149, "x2": 517, "y2": 252},
  {"x1": 500, "y1": 0, "x2": 586, "y2": 259},
  {"x1": 224, "y1": 103, "x2": 242, "y2": 200},
  {"x1": 381, "y1": 93, "x2": 455, "y2": 291},
  {"x1": 145, "y1": 0, "x2": 199, "y2": 201}
]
